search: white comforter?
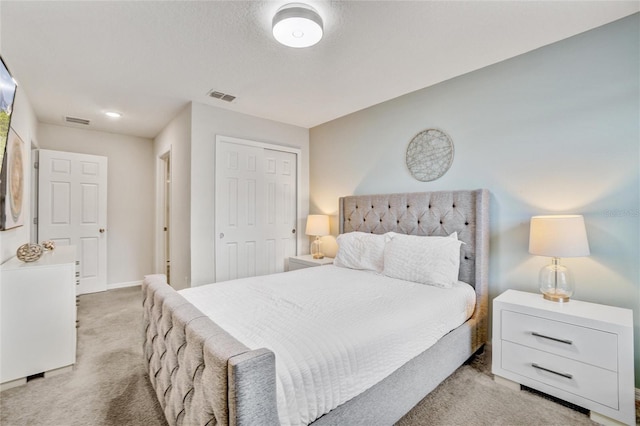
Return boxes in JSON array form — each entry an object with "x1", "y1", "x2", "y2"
[{"x1": 180, "y1": 265, "x2": 475, "y2": 425}]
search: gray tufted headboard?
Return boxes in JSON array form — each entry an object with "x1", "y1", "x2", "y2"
[{"x1": 339, "y1": 189, "x2": 490, "y2": 347}]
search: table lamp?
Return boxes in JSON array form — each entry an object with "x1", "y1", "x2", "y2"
[
  {"x1": 305, "y1": 214, "x2": 329, "y2": 259},
  {"x1": 528, "y1": 215, "x2": 590, "y2": 302}
]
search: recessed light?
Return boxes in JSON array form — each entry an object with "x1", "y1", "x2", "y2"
[
  {"x1": 105, "y1": 111, "x2": 122, "y2": 118},
  {"x1": 272, "y1": 3, "x2": 323, "y2": 48}
]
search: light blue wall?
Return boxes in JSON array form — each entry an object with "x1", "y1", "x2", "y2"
[{"x1": 310, "y1": 14, "x2": 640, "y2": 385}]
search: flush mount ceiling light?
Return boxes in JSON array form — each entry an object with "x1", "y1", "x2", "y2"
[
  {"x1": 105, "y1": 111, "x2": 122, "y2": 118},
  {"x1": 272, "y1": 3, "x2": 323, "y2": 48}
]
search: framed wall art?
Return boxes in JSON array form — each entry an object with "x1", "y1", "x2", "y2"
[
  {"x1": 0, "y1": 55, "x2": 18, "y2": 179},
  {"x1": 0, "y1": 128, "x2": 25, "y2": 230}
]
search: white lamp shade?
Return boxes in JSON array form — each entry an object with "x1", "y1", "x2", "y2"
[
  {"x1": 529, "y1": 215, "x2": 590, "y2": 258},
  {"x1": 305, "y1": 214, "x2": 329, "y2": 236},
  {"x1": 272, "y1": 3, "x2": 323, "y2": 48}
]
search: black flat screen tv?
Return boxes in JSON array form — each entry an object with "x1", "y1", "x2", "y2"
[{"x1": 0, "y1": 56, "x2": 17, "y2": 178}]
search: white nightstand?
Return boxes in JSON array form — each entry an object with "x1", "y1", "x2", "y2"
[
  {"x1": 287, "y1": 255, "x2": 334, "y2": 271},
  {"x1": 492, "y1": 290, "x2": 635, "y2": 426}
]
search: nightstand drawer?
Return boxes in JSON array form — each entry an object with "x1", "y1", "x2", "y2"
[
  {"x1": 501, "y1": 341, "x2": 619, "y2": 409},
  {"x1": 287, "y1": 255, "x2": 334, "y2": 271},
  {"x1": 288, "y1": 260, "x2": 311, "y2": 271},
  {"x1": 501, "y1": 310, "x2": 618, "y2": 371}
]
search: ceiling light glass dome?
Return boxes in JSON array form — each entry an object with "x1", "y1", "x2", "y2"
[{"x1": 272, "y1": 3, "x2": 323, "y2": 48}]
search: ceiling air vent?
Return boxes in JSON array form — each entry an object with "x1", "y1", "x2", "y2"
[
  {"x1": 208, "y1": 90, "x2": 236, "y2": 103},
  {"x1": 65, "y1": 116, "x2": 91, "y2": 125}
]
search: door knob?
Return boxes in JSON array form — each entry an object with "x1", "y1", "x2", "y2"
[{"x1": 99, "y1": 228, "x2": 105, "y2": 233}]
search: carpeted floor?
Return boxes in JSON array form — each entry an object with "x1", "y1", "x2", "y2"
[
  {"x1": 396, "y1": 353, "x2": 594, "y2": 426},
  {"x1": 0, "y1": 286, "x2": 166, "y2": 426},
  {"x1": 0, "y1": 286, "x2": 624, "y2": 425}
]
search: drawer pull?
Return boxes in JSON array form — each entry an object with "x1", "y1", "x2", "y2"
[
  {"x1": 531, "y1": 363, "x2": 573, "y2": 379},
  {"x1": 531, "y1": 332, "x2": 572, "y2": 345}
]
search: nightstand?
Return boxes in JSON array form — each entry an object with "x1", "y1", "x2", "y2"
[
  {"x1": 492, "y1": 290, "x2": 634, "y2": 426},
  {"x1": 287, "y1": 255, "x2": 334, "y2": 271}
]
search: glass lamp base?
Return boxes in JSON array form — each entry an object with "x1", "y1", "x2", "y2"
[
  {"x1": 539, "y1": 258, "x2": 573, "y2": 303},
  {"x1": 542, "y1": 290, "x2": 571, "y2": 303},
  {"x1": 310, "y1": 238, "x2": 324, "y2": 259}
]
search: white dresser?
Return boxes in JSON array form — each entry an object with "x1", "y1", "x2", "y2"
[
  {"x1": 0, "y1": 245, "x2": 77, "y2": 390},
  {"x1": 492, "y1": 290, "x2": 635, "y2": 425}
]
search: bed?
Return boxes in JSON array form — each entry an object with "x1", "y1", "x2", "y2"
[{"x1": 142, "y1": 189, "x2": 489, "y2": 426}]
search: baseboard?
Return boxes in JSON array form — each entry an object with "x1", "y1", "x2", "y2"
[{"x1": 107, "y1": 280, "x2": 142, "y2": 290}]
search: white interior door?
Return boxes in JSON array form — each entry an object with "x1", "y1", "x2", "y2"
[
  {"x1": 38, "y1": 149, "x2": 108, "y2": 294},
  {"x1": 263, "y1": 148, "x2": 297, "y2": 274},
  {"x1": 215, "y1": 138, "x2": 297, "y2": 282}
]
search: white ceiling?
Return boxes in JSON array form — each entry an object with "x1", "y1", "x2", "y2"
[{"x1": 1, "y1": 1, "x2": 638, "y2": 139}]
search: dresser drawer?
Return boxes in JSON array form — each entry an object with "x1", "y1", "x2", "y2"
[
  {"x1": 501, "y1": 310, "x2": 618, "y2": 371},
  {"x1": 501, "y1": 341, "x2": 619, "y2": 409}
]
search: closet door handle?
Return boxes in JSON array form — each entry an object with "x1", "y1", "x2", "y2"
[
  {"x1": 531, "y1": 332, "x2": 572, "y2": 345},
  {"x1": 531, "y1": 363, "x2": 573, "y2": 380}
]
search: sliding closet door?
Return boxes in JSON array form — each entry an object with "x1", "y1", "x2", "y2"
[
  {"x1": 263, "y1": 148, "x2": 297, "y2": 275},
  {"x1": 215, "y1": 137, "x2": 297, "y2": 282}
]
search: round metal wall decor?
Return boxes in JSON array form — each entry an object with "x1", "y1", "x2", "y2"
[{"x1": 405, "y1": 128, "x2": 454, "y2": 182}]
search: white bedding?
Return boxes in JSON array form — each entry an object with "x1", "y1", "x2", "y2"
[{"x1": 180, "y1": 265, "x2": 475, "y2": 426}]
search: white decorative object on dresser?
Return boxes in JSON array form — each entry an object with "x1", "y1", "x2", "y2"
[
  {"x1": 492, "y1": 289, "x2": 635, "y2": 426},
  {"x1": 287, "y1": 254, "x2": 333, "y2": 271},
  {"x1": 0, "y1": 245, "x2": 77, "y2": 391}
]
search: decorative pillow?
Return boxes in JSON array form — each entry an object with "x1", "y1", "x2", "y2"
[
  {"x1": 383, "y1": 233, "x2": 463, "y2": 288},
  {"x1": 334, "y1": 232, "x2": 386, "y2": 273}
]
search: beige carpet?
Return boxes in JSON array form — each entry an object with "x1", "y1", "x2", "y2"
[
  {"x1": 0, "y1": 286, "x2": 166, "y2": 426},
  {"x1": 396, "y1": 353, "x2": 595, "y2": 426},
  {"x1": 0, "y1": 286, "x2": 627, "y2": 425}
]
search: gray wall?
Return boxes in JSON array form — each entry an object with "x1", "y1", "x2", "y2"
[
  {"x1": 310, "y1": 15, "x2": 640, "y2": 385},
  {"x1": 38, "y1": 123, "x2": 155, "y2": 288},
  {"x1": 190, "y1": 102, "x2": 309, "y2": 286},
  {"x1": 152, "y1": 102, "x2": 309, "y2": 290},
  {"x1": 154, "y1": 104, "x2": 192, "y2": 290}
]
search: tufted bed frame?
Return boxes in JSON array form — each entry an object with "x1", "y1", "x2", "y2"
[{"x1": 142, "y1": 189, "x2": 489, "y2": 426}]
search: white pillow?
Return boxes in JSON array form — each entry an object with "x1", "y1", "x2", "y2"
[
  {"x1": 383, "y1": 232, "x2": 463, "y2": 288},
  {"x1": 334, "y1": 232, "x2": 386, "y2": 273}
]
